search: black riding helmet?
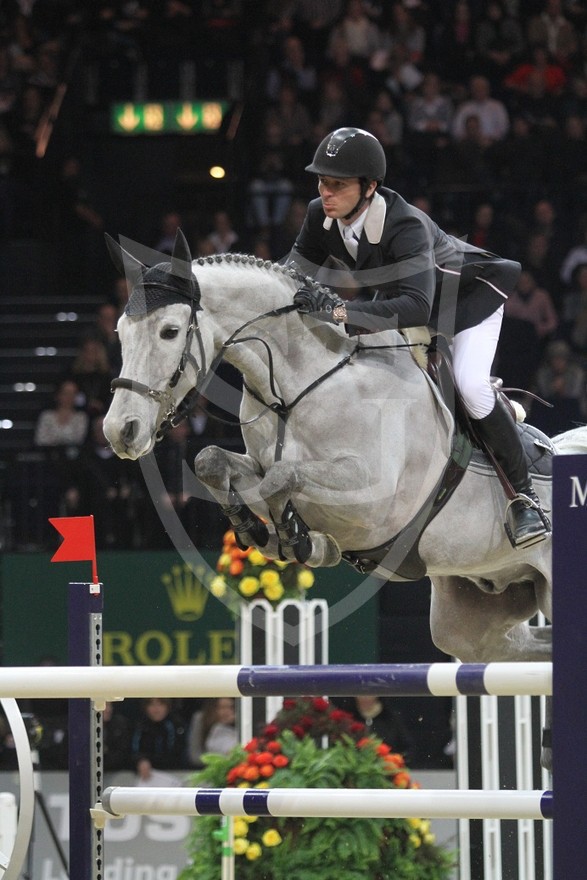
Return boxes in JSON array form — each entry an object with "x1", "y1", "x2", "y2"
[{"x1": 306, "y1": 127, "x2": 386, "y2": 219}]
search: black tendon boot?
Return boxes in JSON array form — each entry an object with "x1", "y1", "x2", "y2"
[{"x1": 474, "y1": 398, "x2": 551, "y2": 548}]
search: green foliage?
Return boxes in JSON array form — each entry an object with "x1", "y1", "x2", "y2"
[{"x1": 178, "y1": 699, "x2": 455, "y2": 880}]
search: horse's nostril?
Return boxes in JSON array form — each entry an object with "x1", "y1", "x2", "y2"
[{"x1": 121, "y1": 419, "x2": 139, "y2": 445}]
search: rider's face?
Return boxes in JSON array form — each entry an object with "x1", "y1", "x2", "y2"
[{"x1": 318, "y1": 176, "x2": 363, "y2": 221}]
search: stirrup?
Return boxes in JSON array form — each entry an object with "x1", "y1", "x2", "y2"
[{"x1": 504, "y1": 493, "x2": 551, "y2": 549}]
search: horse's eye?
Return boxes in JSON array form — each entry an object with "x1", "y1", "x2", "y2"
[{"x1": 160, "y1": 327, "x2": 180, "y2": 340}]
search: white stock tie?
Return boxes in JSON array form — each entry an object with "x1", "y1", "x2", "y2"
[{"x1": 343, "y1": 225, "x2": 360, "y2": 260}]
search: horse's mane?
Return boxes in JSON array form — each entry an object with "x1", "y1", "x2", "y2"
[{"x1": 192, "y1": 252, "x2": 323, "y2": 293}]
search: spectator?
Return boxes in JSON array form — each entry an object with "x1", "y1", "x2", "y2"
[
  {"x1": 504, "y1": 43, "x2": 567, "y2": 96},
  {"x1": 526, "y1": 0, "x2": 578, "y2": 68},
  {"x1": 65, "y1": 415, "x2": 137, "y2": 549},
  {"x1": 205, "y1": 209, "x2": 239, "y2": 254},
  {"x1": 68, "y1": 336, "x2": 113, "y2": 417},
  {"x1": 560, "y1": 216, "x2": 587, "y2": 287},
  {"x1": 429, "y1": 0, "x2": 476, "y2": 87},
  {"x1": 312, "y1": 76, "x2": 353, "y2": 143},
  {"x1": 452, "y1": 75, "x2": 510, "y2": 143},
  {"x1": 562, "y1": 263, "x2": 587, "y2": 353},
  {"x1": 333, "y1": 695, "x2": 414, "y2": 760},
  {"x1": 131, "y1": 697, "x2": 186, "y2": 777},
  {"x1": 89, "y1": 301, "x2": 122, "y2": 376},
  {"x1": 278, "y1": 0, "x2": 344, "y2": 65},
  {"x1": 34, "y1": 379, "x2": 88, "y2": 447},
  {"x1": 474, "y1": 0, "x2": 526, "y2": 87},
  {"x1": 381, "y1": 1, "x2": 426, "y2": 66},
  {"x1": 266, "y1": 34, "x2": 317, "y2": 109},
  {"x1": 186, "y1": 697, "x2": 238, "y2": 768},
  {"x1": 103, "y1": 701, "x2": 133, "y2": 773},
  {"x1": 524, "y1": 230, "x2": 564, "y2": 295},
  {"x1": 504, "y1": 268, "x2": 559, "y2": 341},
  {"x1": 531, "y1": 338, "x2": 587, "y2": 435},
  {"x1": 154, "y1": 210, "x2": 183, "y2": 254},
  {"x1": 265, "y1": 82, "x2": 313, "y2": 151},
  {"x1": 327, "y1": 0, "x2": 381, "y2": 69},
  {"x1": 468, "y1": 202, "x2": 507, "y2": 254}
]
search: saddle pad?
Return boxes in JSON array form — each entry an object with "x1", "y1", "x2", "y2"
[{"x1": 471, "y1": 421, "x2": 555, "y2": 478}]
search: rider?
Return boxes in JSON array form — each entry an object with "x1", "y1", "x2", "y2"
[{"x1": 289, "y1": 126, "x2": 550, "y2": 549}]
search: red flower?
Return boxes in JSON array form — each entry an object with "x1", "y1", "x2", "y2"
[
  {"x1": 244, "y1": 738, "x2": 259, "y2": 753},
  {"x1": 242, "y1": 766, "x2": 260, "y2": 781},
  {"x1": 393, "y1": 771, "x2": 411, "y2": 789},
  {"x1": 299, "y1": 715, "x2": 314, "y2": 729},
  {"x1": 312, "y1": 697, "x2": 329, "y2": 712},
  {"x1": 254, "y1": 751, "x2": 274, "y2": 766},
  {"x1": 259, "y1": 764, "x2": 275, "y2": 778},
  {"x1": 272, "y1": 754, "x2": 289, "y2": 768},
  {"x1": 291, "y1": 724, "x2": 306, "y2": 738},
  {"x1": 376, "y1": 743, "x2": 391, "y2": 756},
  {"x1": 266, "y1": 740, "x2": 282, "y2": 753},
  {"x1": 350, "y1": 721, "x2": 366, "y2": 733},
  {"x1": 263, "y1": 724, "x2": 279, "y2": 737},
  {"x1": 356, "y1": 737, "x2": 374, "y2": 749},
  {"x1": 329, "y1": 709, "x2": 352, "y2": 722},
  {"x1": 282, "y1": 698, "x2": 297, "y2": 710}
]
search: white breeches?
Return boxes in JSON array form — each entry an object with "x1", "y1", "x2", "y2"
[{"x1": 451, "y1": 306, "x2": 504, "y2": 419}]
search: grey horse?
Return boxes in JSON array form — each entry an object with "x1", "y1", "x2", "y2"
[{"x1": 103, "y1": 232, "x2": 585, "y2": 680}]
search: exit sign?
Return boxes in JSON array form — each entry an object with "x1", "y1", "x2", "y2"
[{"x1": 111, "y1": 101, "x2": 228, "y2": 135}]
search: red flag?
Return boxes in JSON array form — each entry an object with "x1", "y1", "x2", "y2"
[{"x1": 49, "y1": 515, "x2": 98, "y2": 583}]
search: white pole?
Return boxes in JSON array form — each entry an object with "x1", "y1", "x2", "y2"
[{"x1": 98, "y1": 786, "x2": 552, "y2": 822}]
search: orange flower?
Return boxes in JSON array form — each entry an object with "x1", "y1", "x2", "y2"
[
  {"x1": 272, "y1": 754, "x2": 289, "y2": 768},
  {"x1": 266, "y1": 741, "x2": 281, "y2": 753},
  {"x1": 383, "y1": 753, "x2": 405, "y2": 768},
  {"x1": 259, "y1": 764, "x2": 275, "y2": 778},
  {"x1": 254, "y1": 751, "x2": 274, "y2": 765},
  {"x1": 376, "y1": 743, "x2": 391, "y2": 756},
  {"x1": 229, "y1": 559, "x2": 244, "y2": 576},
  {"x1": 242, "y1": 766, "x2": 260, "y2": 782},
  {"x1": 393, "y1": 771, "x2": 411, "y2": 789},
  {"x1": 356, "y1": 737, "x2": 374, "y2": 749}
]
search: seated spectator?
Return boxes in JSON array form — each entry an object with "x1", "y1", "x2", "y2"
[
  {"x1": 88, "y1": 301, "x2": 122, "y2": 376},
  {"x1": 131, "y1": 698, "x2": 186, "y2": 777},
  {"x1": 186, "y1": 697, "x2": 238, "y2": 768},
  {"x1": 65, "y1": 415, "x2": 137, "y2": 549},
  {"x1": 505, "y1": 269, "x2": 559, "y2": 342},
  {"x1": 531, "y1": 339, "x2": 587, "y2": 436},
  {"x1": 508, "y1": 67, "x2": 563, "y2": 130},
  {"x1": 380, "y1": 1, "x2": 426, "y2": 66},
  {"x1": 204, "y1": 210, "x2": 239, "y2": 254},
  {"x1": 333, "y1": 695, "x2": 414, "y2": 761},
  {"x1": 562, "y1": 263, "x2": 587, "y2": 353},
  {"x1": 103, "y1": 701, "x2": 133, "y2": 773},
  {"x1": 68, "y1": 336, "x2": 112, "y2": 417},
  {"x1": 468, "y1": 201, "x2": 507, "y2": 254},
  {"x1": 312, "y1": 76, "x2": 354, "y2": 143},
  {"x1": 266, "y1": 34, "x2": 317, "y2": 109},
  {"x1": 154, "y1": 210, "x2": 183, "y2": 254},
  {"x1": 34, "y1": 379, "x2": 88, "y2": 448},
  {"x1": 452, "y1": 75, "x2": 510, "y2": 143},
  {"x1": 523, "y1": 230, "x2": 563, "y2": 295},
  {"x1": 560, "y1": 217, "x2": 587, "y2": 288},
  {"x1": 474, "y1": 0, "x2": 526, "y2": 87},
  {"x1": 504, "y1": 43, "x2": 567, "y2": 96},
  {"x1": 265, "y1": 82, "x2": 313, "y2": 153},
  {"x1": 526, "y1": 0, "x2": 578, "y2": 68},
  {"x1": 246, "y1": 152, "x2": 294, "y2": 234},
  {"x1": 327, "y1": 0, "x2": 381, "y2": 70},
  {"x1": 429, "y1": 0, "x2": 476, "y2": 87}
]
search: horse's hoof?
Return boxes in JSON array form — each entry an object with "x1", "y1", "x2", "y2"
[
  {"x1": 306, "y1": 533, "x2": 342, "y2": 568},
  {"x1": 541, "y1": 747, "x2": 552, "y2": 774}
]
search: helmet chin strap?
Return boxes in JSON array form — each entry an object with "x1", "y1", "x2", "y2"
[{"x1": 342, "y1": 178, "x2": 375, "y2": 221}]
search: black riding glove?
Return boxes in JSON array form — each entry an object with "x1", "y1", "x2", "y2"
[{"x1": 293, "y1": 284, "x2": 348, "y2": 324}]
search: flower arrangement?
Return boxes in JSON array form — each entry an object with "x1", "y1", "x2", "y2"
[
  {"x1": 179, "y1": 697, "x2": 455, "y2": 880},
  {"x1": 209, "y1": 530, "x2": 315, "y2": 609}
]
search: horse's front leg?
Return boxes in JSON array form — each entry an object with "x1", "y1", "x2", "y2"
[
  {"x1": 193, "y1": 446, "x2": 275, "y2": 553},
  {"x1": 257, "y1": 458, "x2": 368, "y2": 568}
]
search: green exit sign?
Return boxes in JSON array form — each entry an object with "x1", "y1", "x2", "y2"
[{"x1": 111, "y1": 101, "x2": 228, "y2": 135}]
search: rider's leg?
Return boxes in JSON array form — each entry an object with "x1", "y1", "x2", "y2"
[{"x1": 452, "y1": 308, "x2": 550, "y2": 548}]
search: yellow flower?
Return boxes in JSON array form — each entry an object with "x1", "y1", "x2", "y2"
[
  {"x1": 210, "y1": 576, "x2": 227, "y2": 598},
  {"x1": 423, "y1": 832, "x2": 436, "y2": 845},
  {"x1": 259, "y1": 569, "x2": 280, "y2": 587},
  {"x1": 248, "y1": 549, "x2": 267, "y2": 566},
  {"x1": 233, "y1": 838, "x2": 248, "y2": 855},
  {"x1": 255, "y1": 781, "x2": 269, "y2": 789},
  {"x1": 262, "y1": 829, "x2": 282, "y2": 847},
  {"x1": 263, "y1": 581, "x2": 284, "y2": 601},
  {"x1": 239, "y1": 576, "x2": 260, "y2": 597},
  {"x1": 217, "y1": 553, "x2": 231, "y2": 570},
  {"x1": 233, "y1": 819, "x2": 249, "y2": 838},
  {"x1": 419, "y1": 820, "x2": 431, "y2": 835},
  {"x1": 297, "y1": 568, "x2": 315, "y2": 589},
  {"x1": 243, "y1": 815, "x2": 258, "y2": 823},
  {"x1": 274, "y1": 559, "x2": 289, "y2": 569},
  {"x1": 245, "y1": 842, "x2": 262, "y2": 861},
  {"x1": 407, "y1": 817, "x2": 422, "y2": 830},
  {"x1": 409, "y1": 833, "x2": 422, "y2": 849}
]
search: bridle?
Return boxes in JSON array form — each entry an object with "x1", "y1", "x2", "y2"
[{"x1": 111, "y1": 288, "x2": 207, "y2": 441}]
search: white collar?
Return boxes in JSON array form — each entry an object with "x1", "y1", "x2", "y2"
[{"x1": 323, "y1": 190, "x2": 386, "y2": 244}]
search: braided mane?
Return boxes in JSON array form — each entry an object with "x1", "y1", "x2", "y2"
[{"x1": 193, "y1": 252, "x2": 324, "y2": 293}]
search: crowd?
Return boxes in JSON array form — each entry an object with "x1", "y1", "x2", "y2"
[{"x1": 2, "y1": 0, "x2": 587, "y2": 547}]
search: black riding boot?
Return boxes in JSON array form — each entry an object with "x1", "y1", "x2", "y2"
[{"x1": 474, "y1": 398, "x2": 551, "y2": 548}]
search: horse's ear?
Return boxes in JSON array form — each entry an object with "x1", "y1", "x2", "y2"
[
  {"x1": 170, "y1": 229, "x2": 193, "y2": 279},
  {"x1": 104, "y1": 233, "x2": 145, "y2": 286}
]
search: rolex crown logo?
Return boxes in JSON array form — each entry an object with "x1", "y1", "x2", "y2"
[{"x1": 162, "y1": 564, "x2": 210, "y2": 621}]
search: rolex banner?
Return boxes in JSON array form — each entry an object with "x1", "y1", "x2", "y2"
[{"x1": 0, "y1": 551, "x2": 377, "y2": 666}]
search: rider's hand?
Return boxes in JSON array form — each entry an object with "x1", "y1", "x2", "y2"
[{"x1": 293, "y1": 285, "x2": 348, "y2": 324}]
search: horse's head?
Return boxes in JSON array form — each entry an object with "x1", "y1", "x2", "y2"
[{"x1": 103, "y1": 230, "x2": 207, "y2": 459}]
